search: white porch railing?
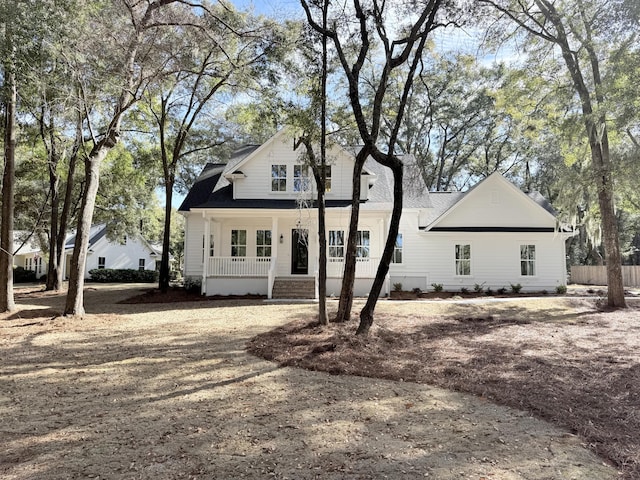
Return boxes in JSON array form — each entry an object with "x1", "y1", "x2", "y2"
[
  {"x1": 326, "y1": 257, "x2": 379, "y2": 278},
  {"x1": 207, "y1": 257, "x2": 271, "y2": 277}
]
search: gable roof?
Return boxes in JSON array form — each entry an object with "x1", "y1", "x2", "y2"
[
  {"x1": 179, "y1": 132, "x2": 395, "y2": 212},
  {"x1": 422, "y1": 172, "x2": 559, "y2": 231},
  {"x1": 65, "y1": 224, "x2": 108, "y2": 250},
  {"x1": 64, "y1": 224, "x2": 162, "y2": 254},
  {"x1": 178, "y1": 163, "x2": 227, "y2": 212}
]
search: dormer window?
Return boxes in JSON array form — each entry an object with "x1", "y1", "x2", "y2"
[{"x1": 271, "y1": 164, "x2": 286, "y2": 192}]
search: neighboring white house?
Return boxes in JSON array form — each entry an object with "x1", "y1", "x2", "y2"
[
  {"x1": 179, "y1": 129, "x2": 574, "y2": 298},
  {"x1": 63, "y1": 224, "x2": 162, "y2": 279},
  {"x1": 13, "y1": 233, "x2": 46, "y2": 278}
]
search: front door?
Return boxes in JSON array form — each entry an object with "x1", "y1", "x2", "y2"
[{"x1": 291, "y1": 229, "x2": 308, "y2": 275}]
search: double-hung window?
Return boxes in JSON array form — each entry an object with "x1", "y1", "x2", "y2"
[
  {"x1": 256, "y1": 230, "x2": 272, "y2": 257},
  {"x1": 231, "y1": 230, "x2": 247, "y2": 257},
  {"x1": 328, "y1": 230, "x2": 344, "y2": 258},
  {"x1": 322, "y1": 165, "x2": 331, "y2": 192},
  {"x1": 138, "y1": 259, "x2": 145, "y2": 271},
  {"x1": 271, "y1": 164, "x2": 287, "y2": 192},
  {"x1": 356, "y1": 230, "x2": 370, "y2": 258},
  {"x1": 391, "y1": 234, "x2": 403, "y2": 264},
  {"x1": 520, "y1": 245, "x2": 536, "y2": 276},
  {"x1": 98, "y1": 257, "x2": 106, "y2": 269},
  {"x1": 455, "y1": 244, "x2": 471, "y2": 276},
  {"x1": 293, "y1": 165, "x2": 309, "y2": 192}
]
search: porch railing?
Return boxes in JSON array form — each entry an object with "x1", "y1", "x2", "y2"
[
  {"x1": 207, "y1": 256, "x2": 271, "y2": 277},
  {"x1": 326, "y1": 257, "x2": 379, "y2": 278}
]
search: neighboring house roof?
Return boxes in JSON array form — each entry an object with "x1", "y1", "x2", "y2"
[
  {"x1": 64, "y1": 224, "x2": 162, "y2": 255},
  {"x1": 12, "y1": 232, "x2": 41, "y2": 256},
  {"x1": 65, "y1": 224, "x2": 108, "y2": 250}
]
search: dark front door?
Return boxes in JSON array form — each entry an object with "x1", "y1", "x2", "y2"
[{"x1": 291, "y1": 229, "x2": 308, "y2": 275}]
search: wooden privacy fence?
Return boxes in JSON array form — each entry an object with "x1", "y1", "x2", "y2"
[{"x1": 570, "y1": 265, "x2": 640, "y2": 286}]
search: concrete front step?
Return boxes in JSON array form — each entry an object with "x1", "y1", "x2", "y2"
[{"x1": 272, "y1": 277, "x2": 316, "y2": 299}]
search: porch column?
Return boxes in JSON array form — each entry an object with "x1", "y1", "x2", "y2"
[
  {"x1": 271, "y1": 217, "x2": 279, "y2": 260},
  {"x1": 268, "y1": 217, "x2": 279, "y2": 299},
  {"x1": 202, "y1": 214, "x2": 210, "y2": 295}
]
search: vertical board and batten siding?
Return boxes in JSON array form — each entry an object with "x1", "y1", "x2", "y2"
[
  {"x1": 184, "y1": 214, "x2": 205, "y2": 278},
  {"x1": 570, "y1": 265, "x2": 640, "y2": 286},
  {"x1": 232, "y1": 134, "x2": 357, "y2": 201},
  {"x1": 435, "y1": 177, "x2": 554, "y2": 229}
]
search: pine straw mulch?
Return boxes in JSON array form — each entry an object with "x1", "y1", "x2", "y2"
[{"x1": 247, "y1": 298, "x2": 640, "y2": 479}]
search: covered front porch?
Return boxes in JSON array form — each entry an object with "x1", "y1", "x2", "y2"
[{"x1": 197, "y1": 210, "x2": 389, "y2": 299}]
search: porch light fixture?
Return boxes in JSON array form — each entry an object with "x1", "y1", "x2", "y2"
[{"x1": 280, "y1": 234, "x2": 284, "y2": 244}]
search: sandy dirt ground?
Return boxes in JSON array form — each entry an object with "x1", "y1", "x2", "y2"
[{"x1": 1, "y1": 284, "x2": 618, "y2": 479}]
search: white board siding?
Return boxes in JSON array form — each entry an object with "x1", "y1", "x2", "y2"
[
  {"x1": 413, "y1": 232, "x2": 566, "y2": 291},
  {"x1": 184, "y1": 213, "x2": 205, "y2": 277},
  {"x1": 232, "y1": 134, "x2": 358, "y2": 201},
  {"x1": 84, "y1": 234, "x2": 158, "y2": 279},
  {"x1": 434, "y1": 176, "x2": 554, "y2": 229}
]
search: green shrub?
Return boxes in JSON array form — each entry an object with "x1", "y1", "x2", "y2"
[
  {"x1": 556, "y1": 285, "x2": 567, "y2": 294},
  {"x1": 13, "y1": 266, "x2": 36, "y2": 283},
  {"x1": 473, "y1": 282, "x2": 485, "y2": 293},
  {"x1": 431, "y1": 283, "x2": 443, "y2": 292},
  {"x1": 510, "y1": 283, "x2": 522, "y2": 294},
  {"x1": 393, "y1": 282, "x2": 403, "y2": 292},
  {"x1": 88, "y1": 268, "x2": 158, "y2": 283},
  {"x1": 497, "y1": 287, "x2": 507, "y2": 295},
  {"x1": 485, "y1": 287, "x2": 494, "y2": 296},
  {"x1": 412, "y1": 287, "x2": 423, "y2": 295},
  {"x1": 184, "y1": 277, "x2": 202, "y2": 294}
]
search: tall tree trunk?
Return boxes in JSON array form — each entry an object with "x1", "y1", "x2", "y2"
[
  {"x1": 590, "y1": 128, "x2": 625, "y2": 307},
  {"x1": 44, "y1": 110, "x2": 60, "y2": 291},
  {"x1": 48, "y1": 113, "x2": 81, "y2": 291},
  {"x1": 316, "y1": 0, "x2": 329, "y2": 325},
  {"x1": 335, "y1": 147, "x2": 368, "y2": 322},
  {"x1": 357, "y1": 161, "x2": 402, "y2": 335},
  {"x1": 159, "y1": 176, "x2": 174, "y2": 293},
  {"x1": 64, "y1": 147, "x2": 108, "y2": 316},
  {"x1": 0, "y1": 57, "x2": 17, "y2": 312},
  {"x1": 315, "y1": 173, "x2": 328, "y2": 324}
]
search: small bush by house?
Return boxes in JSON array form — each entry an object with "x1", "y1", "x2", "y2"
[
  {"x1": 13, "y1": 266, "x2": 37, "y2": 283},
  {"x1": 89, "y1": 268, "x2": 158, "y2": 283}
]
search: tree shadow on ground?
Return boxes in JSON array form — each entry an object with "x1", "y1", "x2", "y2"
[{"x1": 247, "y1": 301, "x2": 640, "y2": 479}]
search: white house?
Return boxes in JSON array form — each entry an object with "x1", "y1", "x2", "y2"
[
  {"x1": 179, "y1": 129, "x2": 573, "y2": 298},
  {"x1": 64, "y1": 224, "x2": 162, "y2": 279},
  {"x1": 13, "y1": 233, "x2": 46, "y2": 278}
]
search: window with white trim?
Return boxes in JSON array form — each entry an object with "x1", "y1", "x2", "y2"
[
  {"x1": 294, "y1": 165, "x2": 310, "y2": 192},
  {"x1": 98, "y1": 257, "x2": 106, "y2": 269},
  {"x1": 322, "y1": 165, "x2": 331, "y2": 192},
  {"x1": 391, "y1": 234, "x2": 403, "y2": 264},
  {"x1": 356, "y1": 230, "x2": 370, "y2": 258},
  {"x1": 328, "y1": 230, "x2": 344, "y2": 258},
  {"x1": 231, "y1": 230, "x2": 247, "y2": 257},
  {"x1": 455, "y1": 244, "x2": 471, "y2": 276},
  {"x1": 520, "y1": 244, "x2": 536, "y2": 276},
  {"x1": 256, "y1": 230, "x2": 272, "y2": 257},
  {"x1": 138, "y1": 259, "x2": 145, "y2": 271},
  {"x1": 271, "y1": 164, "x2": 286, "y2": 192}
]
